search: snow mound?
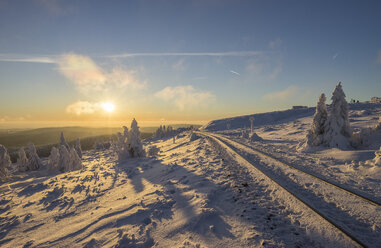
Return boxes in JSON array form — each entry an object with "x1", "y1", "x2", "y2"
[
  {"x1": 201, "y1": 107, "x2": 315, "y2": 131},
  {"x1": 188, "y1": 132, "x2": 199, "y2": 141},
  {"x1": 249, "y1": 132, "x2": 263, "y2": 141}
]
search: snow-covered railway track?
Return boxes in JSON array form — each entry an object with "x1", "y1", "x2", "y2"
[
  {"x1": 232, "y1": 136, "x2": 381, "y2": 207},
  {"x1": 198, "y1": 131, "x2": 381, "y2": 248}
]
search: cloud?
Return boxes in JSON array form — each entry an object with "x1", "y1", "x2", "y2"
[
  {"x1": 263, "y1": 85, "x2": 299, "y2": 101},
  {"x1": 108, "y1": 51, "x2": 262, "y2": 58},
  {"x1": 0, "y1": 55, "x2": 56, "y2": 63},
  {"x1": 57, "y1": 53, "x2": 145, "y2": 93},
  {"x1": 155, "y1": 85, "x2": 215, "y2": 110},
  {"x1": 230, "y1": 70, "x2": 240, "y2": 76},
  {"x1": 332, "y1": 53, "x2": 339, "y2": 60},
  {"x1": 65, "y1": 101, "x2": 100, "y2": 115},
  {"x1": 106, "y1": 68, "x2": 146, "y2": 89},
  {"x1": 58, "y1": 54, "x2": 106, "y2": 91},
  {"x1": 377, "y1": 50, "x2": 381, "y2": 64}
]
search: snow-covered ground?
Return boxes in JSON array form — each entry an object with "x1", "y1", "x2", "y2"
[
  {"x1": 1, "y1": 103, "x2": 380, "y2": 247},
  {"x1": 203, "y1": 103, "x2": 381, "y2": 201}
]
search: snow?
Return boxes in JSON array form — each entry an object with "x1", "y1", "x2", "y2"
[
  {"x1": 26, "y1": 143, "x2": 42, "y2": 171},
  {"x1": 1, "y1": 104, "x2": 380, "y2": 247}
]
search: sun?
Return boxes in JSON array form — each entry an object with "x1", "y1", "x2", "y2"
[{"x1": 102, "y1": 102, "x2": 115, "y2": 113}]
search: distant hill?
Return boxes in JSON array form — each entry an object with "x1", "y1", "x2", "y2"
[{"x1": 0, "y1": 124, "x2": 201, "y2": 149}]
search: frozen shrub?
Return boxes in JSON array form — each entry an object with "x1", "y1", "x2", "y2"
[
  {"x1": 0, "y1": 144, "x2": 11, "y2": 177},
  {"x1": 146, "y1": 145, "x2": 160, "y2": 157},
  {"x1": 48, "y1": 146, "x2": 60, "y2": 171},
  {"x1": 153, "y1": 125, "x2": 175, "y2": 139},
  {"x1": 127, "y1": 118, "x2": 146, "y2": 157},
  {"x1": 58, "y1": 145, "x2": 71, "y2": 172},
  {"x1": 17, "y1": 147, "x2": 29, "y2": 172},
  {"x1": 305, "y1": 93, "x2": 328, "y2": 147},
  {"x1": 70, "y1": 147, "x2": 82, "y2": 171},
  {"x1": 60, "y1": 132, "x2": 70, "y2": 149},
  {"x1": 75, "y1": 138, "x2": 82, "y2": 158},
  {"x1": 27, "y1": 143, "x2": 42, "y2": 171},
  {"x1": 53, "y1": 145, "x2": 82, "y2": 173},
  {"x1": 115, "y1": 119, "x2": 146, "y2": 160},
  {"x1": 323, "y1": 82, "x2": 352, "y2": 149}
]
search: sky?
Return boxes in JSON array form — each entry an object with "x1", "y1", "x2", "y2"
[{"x1": 0, "y1": 0, "x2": 380, "y2": 128}]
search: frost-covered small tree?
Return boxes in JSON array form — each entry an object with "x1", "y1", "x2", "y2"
[
  {"x1": 58, "y1": 145, "x2": 71, "y2": 172},
  {"x1": 17, "y1": 147, "x2": 29, "y2": 172},
  {"x1": 127, "y1": 118, "x2": 145, "y2": 157},
  {"x1": 323, "y1": 82, "x2": 352, "y2": 149},
  {"x1": 27, "y1": 143, "x2": 42, "y2": 171},
  {"x1": 60, "y1": 132, "x2": 70, "y2": 149},
  {"x1": 48, "y1": 146, "x2": 60, "y2": 171},
  {"x1": 304, "y1": 93, "x2": 328, "y2": 148},
  {"x1": 70, "y1": 147, "x2": 82, "y2": 171},
  {"x1": 0, "y1": 144, "x2": 11, "y2": 177},
  {"x1": 75, "y1": 138, "x2": 82, "y2": 158}
]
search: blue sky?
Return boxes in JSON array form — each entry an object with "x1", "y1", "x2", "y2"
[{"x1": 0, "y1": 0, "x2": 380, "y2": 127}]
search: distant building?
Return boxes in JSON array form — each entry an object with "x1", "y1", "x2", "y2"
[
  {"x1": 371, "y1": 97, "x2": 381, "y2": 104},
  {"x1": 292, "y1": 105, "x2": 308, "y2": 110}
]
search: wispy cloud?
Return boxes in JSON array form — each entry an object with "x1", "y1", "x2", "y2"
[
  {"x1": 58, "y1": 54, "x2": 106, "y2": 91},
  {"x1": 263, "y1": 85, "x2": 299, "y2": 101},
  {"x1": 66, "y1": 101, "x2": 99, "y2": 115},
  {"x1": 230, "y1": 70, "x2": 240, "y2": 76},
  {"x1": 0, "y1": 55, "x2": 56, "y2": 63},
  {"x1": 108, "y1": 51, "x2": 262, "y2": 58},
  {"x1": 57, "y1": 53, "x2": 145, "y2": 93},
  {"x1": 332, "y1": 53, "x2": 339, "y2": 60},
  {"x1": 155, "y1": 85, "x2": 215, "y2": 110}
]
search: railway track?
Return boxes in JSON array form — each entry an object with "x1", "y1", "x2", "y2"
[{"x1": 198, "y1": 131, "x2": 381, "y2": 248}]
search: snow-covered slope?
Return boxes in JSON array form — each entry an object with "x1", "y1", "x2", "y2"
[{"x1": 201, "y1": 103, "x2": 381, "y2": 132}]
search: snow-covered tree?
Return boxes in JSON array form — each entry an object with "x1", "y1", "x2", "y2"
[
  {"x1": 127, "y1": 118, "x2": 145, "y2": 157},
  {"x1": 48, "y1": 146, "x2": 60, "y2": 171},
  {"x1": 123, "y1": 126, "x2": 129, "y2": 139},
  {"x1": 75, "y1": 138, "x2": 82, "y2": 158},
  {"x1": 58, "y1": 145, "x2": 71, "y2": 172},
  {"x1": 323, "y1": 82, "x2": 352, "y2": 149},
  {"x1": 60, "y1": 132, "x2": 70, "y2": 149},
  {"x1": 153, "y1": 125, "x2": 175, "y2": 139},
  {"x1": 27, "y1": 143, "x2": 42, "y2": 171},
  {"x1": 70, "y1": 147, "x2": 82, "y2": 171},
  {"x1": 0, "y1": 144, "x2": 11, "y2": 177},
  {"x1": 17, "y1": 147, "x2": 29, "y2": 172},
  {"x1": 304, "y1": 93, "x2": 328, "y2": 148},
  {"x1": 115, "y1": 119, "x2": 146, "y2": 160}
]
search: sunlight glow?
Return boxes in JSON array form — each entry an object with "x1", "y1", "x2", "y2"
[{"x1": 102, "y1": 102, "x2": 115, "y2": 113}]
